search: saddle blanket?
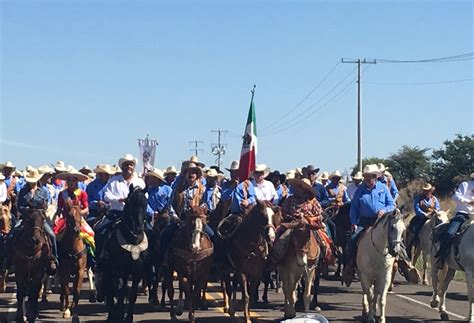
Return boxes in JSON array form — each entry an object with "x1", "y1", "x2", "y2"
[{"x1": 54, "y1": 217, "x2": 96, "y2": 255}]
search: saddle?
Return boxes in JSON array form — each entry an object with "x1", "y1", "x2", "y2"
[{"x1": 216, "y1": 214, "x2": 242, "y2": 239}]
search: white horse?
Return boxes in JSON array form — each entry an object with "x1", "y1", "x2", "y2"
[
  {"x1": 356, "y1": 210, "x2": 406, "y2": 323},
  {"x1": 411, "y1": 210, "x2": 449, "y2": 285},
  {"x1": 278, "y1": 219, "x2": 320, "y2": 319},
  {"x1": 430, "y1": 214, "x2": 474, "y2": 322}
]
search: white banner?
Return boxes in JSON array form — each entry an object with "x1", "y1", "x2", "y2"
[{"x1": 138, "y1": 136, "x2": 158, "y2": 173}]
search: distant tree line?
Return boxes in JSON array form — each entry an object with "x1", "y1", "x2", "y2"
[{"x1": 352, "y1": 134, "x2": 474, "y2": 196}]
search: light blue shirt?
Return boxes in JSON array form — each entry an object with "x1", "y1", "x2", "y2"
[
  {"x1": 147, "y1": 183, "x2": 172, "y2": 219},
  {"x1": 231, "y1": 180, "x2": 257, "y2": 214},
  {"x1": 350, "y1": 181, "x2": 395, "y2": 226},
  {"x1": 86, "y1": 178, "x2": 108, "y2": 211},
  {"x1": 378, "y1": 176, "x2": 399, "y2": 201},
  {"x1": 414, "y1": 195, "x2": 440, "y2": 218},
  {"x1": 313, "y1": 182, "x2": 330, "y2": 208}
]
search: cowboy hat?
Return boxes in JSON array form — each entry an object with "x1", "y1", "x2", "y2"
[
  {"x1": 145, "y1": 168, "x2": 166, "y2": 182},
  {"x1": 287, "y1": 178, "x2": 317, "y2": 199},
  {"x1": 318, "y1": 172, "x2": 329, "y2": 181},
  {"x1": 226, "y1": 160, "x2": 240, "y2": 172},
  {"x1": 53, "y1": 160, "x2": 68, "y2": 172},
  {"x1": 189, "y1": 155, "x2": 205, "y2": 168},
  {"x1": 363, "y1": 164, "x2": 381, "y2": 177},
  {"x1": 24, "y1": 168, "x2": 43, "y2": 183},
  {"x1": 470, "y1": 172, "x2": 474, "y2": 180},
  {"x1": 384, "y1": 170, "x2": 393, "y2": 178},
  {"x1": 206, "y1": 168, "x2": 224, "y2": 181},
  {"x1": 55, "y1": 168, "x2": 89, "y2": 182},
  {"x1": 286, "y1": 170, "x2": 296, "y2": 180},
  {"x1": 13, "y1": 170, "x2": 23, "y2": 177},
  {"x1": 303, "y1": 165, "x2": 320, "y2": 174},
  {"x1": 79, "y1": 165, "x2": 93, "y2": 174},
  {"x1": 113, "y1": 165, "x2": 122, "y2": 174},
  {"x1": 164, "y1": 166, "x2": 178, "y2": 176},
  {"x1": 210, "y1": 165, "x2": 224, "y2": 175},
  {"x1": 118, "y1": 154, "x2": 138, "y2": 169},
  {"x1": 352, "y1": 171, "x2": 363, "y2": 180},
  {"x1": 253, "y1": 164, "x2": 270, "y2": 178},
  {"x1": 38, "y1": 165, "x2": 55, "y2": 175},
  {"x1": 266, "y1": 170, "x2": 286, "y2": 183},
  {"x1": 422, "y1": 183, "x2": 434, "y2": 191},
  {"x1": 329, "y1": 170, "x2": 342, "y2": 180},
  {"x1": 93, "y1": 164, "x2": 115, "y2": 175},
  {"x1": 2, "y1": 161, "x2": 16, "y2": 171},
  {"x1": 378, "y1": 163, "x2": 389, "y2": 173},
  {"x1": 0, "y1": 174, "x2": 5, "y2": 181},
  {"x1": 184, "y1": 162, "x2": 202, "y2": 178}
]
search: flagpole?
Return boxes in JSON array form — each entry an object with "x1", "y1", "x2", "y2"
[{"x1": 250, "y1": 84, "x2": 256, "y2": 103}]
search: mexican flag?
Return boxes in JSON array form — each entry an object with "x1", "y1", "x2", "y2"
[{"x1": 238, "y1": 90, "x2": 257, "y2": 181}]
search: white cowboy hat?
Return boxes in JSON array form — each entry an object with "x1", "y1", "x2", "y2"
[
  {"x1": 329, "y1": 170, "x2": 342, "y2": 180},
  {"x1": 2, "y1": 161, "x2": 16, "y2": 171},
  {"x1": 189, "y1": 155, "x2": 205, "y2": 168},
  {"x1": 55, "y1": 168, "x2": 89, "y2": 182},
  {"x1": 352, "y1": 171, "x2": 363, "y2": 180},
  {"x1": 25, "y1": 165, "x2": 34, "y2": 172},
  {"x1": 363, "y1": 164, "x2": 381, "y2": 177},
  {"x1": 38, "y1": 165, "x2": 55, "y2": 175},
  {"x1": 422, "y1": 183, "x2": 434, "y2": 191},
  {"x1": 145, "y1": 168, "x2": 166, "y2": 182},
  {"x1": 13, "y1": 170, "x2": 23, "y2": 177},
  {"x1": 226, "y1": 160, "x2": 240, "y2": 172},
  {"x1": 184, "y1": 162, "x2": 202, "y2": 178},
  {"x1": 253, "y1": 164, "x2": 270, "y2": 178},
  {"x1": 378, "y1": 163, "x2": 389, "y2": 173},
  {"x1": 164, "y1": 166, "x2": 178, "y2": 176},
  {"x1": 295, "y1": 167, "x2": 303, "y2": 176},
  {"x1": 52, "y1": 160, "x2": 68, "y2": 172},
  {"x1": 384, "y1": 170, "x2": 393, "y2": 178},
  {"x1": 286, "y1": 170, "x2": 296, "y2": 180},
  {"x1": 0, "y1": 174, "x2": 5, "y2": 181},
  {"x1": 118, "y1": 154, "x2": 138, "y2": 169},
  {"x1": 206, "y1": 168, "x2": 224, "y2": 180},
  {"x1": 318, "y1": 172, "x2": 329, "y2": 181},
  {"x1": 93, "y1": 164, "x2": 115, "y2": 175},
  {"x1": 470, "y1": 172, "x2": 474, "y2": 180},
  {"x1": 24, "y1": 168, "x2": 43, "y2": 183},
  {"x1": 113, "y1": 165, "x2": 122, "y2": 174}
]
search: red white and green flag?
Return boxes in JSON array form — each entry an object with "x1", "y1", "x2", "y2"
[{"x1": 238, "y1": 87, "x2": 257, "y2": 181}]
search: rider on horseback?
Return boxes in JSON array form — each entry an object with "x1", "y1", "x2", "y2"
[
  {"x1": 144, "y1": 168, "x2": 172, "y2": 231},
  {"x1": 405, "y1": 183, "x2": 440, "y2": 258},
  {"x1": 377, "y1": 163, "x2": 399, "y2": 203},
  {"x1": 266, "y1": 170, "x2": 288, "y2": 206},
  {"x1": 86, "y1": 164, "x2": 114, "y2": 226},
  {"x1": 3, "y1": 168, "x2": 57, "y2": 274},
  {"x1": 435, "y1": 172, "x2": 474, "y2": 268},
  {"x1": 204, "y1": 168, "x2": 223, "y2": 213},
  {"x1": 303, "y1": 165, "x2": 330, "y2": 208},
  {"x1": 326, "y1": 171, "x2": 351, "y2": 208},
  {"x1": 342, "y1": 164, "x2": 395, "y2": 287}
]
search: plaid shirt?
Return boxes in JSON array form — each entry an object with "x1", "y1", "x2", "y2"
[{"x1": 281, "y1": 196, "x2": 322, "y2": 223}]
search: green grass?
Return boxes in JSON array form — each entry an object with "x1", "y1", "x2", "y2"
[{"x1": 414, "y1": 255, "x2": 466, "y2": 282}]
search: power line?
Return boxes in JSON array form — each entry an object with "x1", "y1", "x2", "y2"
[
  {"x1": 374, "y1": 52, "x2": 474, "y2": 64},
  {"x1": 189, "y1": 140, "x2": 204, "y2": 156},
  {"x1": 259, "y1": 61, "x2": 341, "y2": 133},
  {"x1": 211, "y1": 129, "x2": 228, "y2": 169},
  {"x1": 260, "y1": 65, "x2": 358, "y2": 136},
  {"x1": 363, "y1": 78, "x2": 474, "y2": 85}
]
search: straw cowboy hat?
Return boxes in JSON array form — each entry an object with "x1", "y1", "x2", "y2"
[
  {"x1": 93, "y1": 164, "x2": 115, "y2": 175},
  {"x1": 145, "y1": 168, "x2": 166, "y2": 182},
  {"x1": 118, "y1": 154, "x2": 138, "y2": 169},
  {"x1": 287, "y1": 178, "x2": 317, "y2": 199},
  {"x1": 38, "y1": 165, "x2": 55, "y2": 175},
  {"x1": 378, "y1": 163, "x2": 389, "y2": 173},
  {"x1": 164, "y1": 166, "x2": 178, "y2": 176},
  {"x1": 470, "y1": 172, "x2": 474, "y2": 180},
  {"x1": 319, "y1": 172, "x2": 329, "y2": 181},
  {"x1": 253, "y1": 164, "x2": 270, "y2": 178},
  {"x1": 226, "y1": 160, "x2": 240, "y2": 172},
  {"x1": 286, "y1": 170, "x2": 296, "y2": 180},
  {"x1": 352, "y1": 171, "x2": 363, "y2": 180},
  {"x1": 0, "y1": 174, "x2": 5, "y2": 181},
  {"x1": 24, "y1": 168, "x2": 43, "y2": 183},
  {"x1": 329, "y1": 170, "x2": 342, "y2": 180},
  {"x1": 56, "y1": 168, "x2": 89, "y2": 182},
  {"x1": 384, "y1": 170, "x2": 393, "y2": 178},
  {"x1": 363, "y1": 164, "x2": 381, "y2": 177},
  {"x1": 79, "y1": 165, "x2": 93, "y2": 175},
  {"x1": 53, "y1": 160, "x2": 68, "y2": 172},
  {"x1": 184, "y1": 162, "x2": 202, "y2": 178},
  {"x1": 2, "y1": 161, "x2": 16, "y2": 171},
  {"x1": 206, "y1": 168, "x2": 224, "y2": 181},
  {"x1": 189, "y1": 155, "x2": 205, "y2": 168},
  {"x1": 422, "y1": 183, "x2": 435, "y2": 191}
]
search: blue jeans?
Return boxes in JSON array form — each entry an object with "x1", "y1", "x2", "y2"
[{"x1": 447, "y1": 212, "x2": 469, "y2": 237}]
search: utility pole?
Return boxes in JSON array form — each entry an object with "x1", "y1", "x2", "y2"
[
  {"x1": 189, "y1": 140, "x2": 204, "y2": 156},
  {"x1": 211, "y1": 129, "x2": 228, "y2": 169},
  {"x1": 341, "y1": 58, "x2": 376, "y2": 172}
]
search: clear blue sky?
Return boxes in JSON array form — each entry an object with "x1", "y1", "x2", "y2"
[{"x1": 1, "y1": 0, "x2": 473, "y2": 175}]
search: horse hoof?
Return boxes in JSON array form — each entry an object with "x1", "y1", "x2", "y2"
[
  {"x1": 148, "y1": 296, "x2": 159, "y2": 306},
  {"x1": 63, "y1": 309, "x2": 71, "y2": 319},
  {"x1": 89, "y1": 292, "x2": 97, "y2": 303},
  {"x1": 430, "y1": 299, "x2": 439, "y2": 308},
  {"x1": 228, "y1": 307, "x2": 235, "y2": 317},
  {"x1": 423, "y1": 280, "x2": 429, "y2": 286},
  {"x1": 15, "y1": 314, "x2": 25, "y2": 323},
  {"x1": 440, "y1": 312, "x2": 449, "y2": 321}
]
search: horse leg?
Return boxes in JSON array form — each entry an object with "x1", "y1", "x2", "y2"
[
  {"x1": 117, "y1": 278, "x2": 127, "y2": 322},
  {"x1": 60, "y1": 272, "x2": 71, "y2": 319},
  {"x1": 303, "y1": 268, "x2": 315, "y2": 313},
  {"x1": 0, "y1": 269, "x2": 7, "y2": 293},
  {"x1": 240, "y1": 273, "x2": 251, "y2": 323},
  {"x1": 465, "y1": 268, "x2": 474, "y2": 323},
  {"x1": 87, "y1": 267, "x2": 97, "y2": 303},
  {"x1": 388, "y1": 261, "x2": 397, "y2": 292},
  {"x1": 176, "y1": 278, "x2": 186, "y2": 316},
  {"x1": 311, "y1": 268, "x2": 321, "y2": 311},
  {"x1": 166, "y1": 273, "x2": 176, "y2": 320},
  {"x1": 282, "y1": 269, "x2": 297, "y2": 319},
  {"x1": 359, "y1": 274, "x2": 374, "y2": 322},
  {"x1": 222, "y1": 277, "x2": 233, "y2": 315},
  {"x1": 15, "y1": 279, "x2": 26, "y2": 322},
  {"x1": 26, "y1": 274, "x2": 42, "y2": 323},
  {"x1": 438, "y1": 267, "x2": 455, "y2": 320},
  {"x1": 124, "y1": 277, "x2": 140, "y2": 323},
  {"x1": 377, "y1": 263, "x2": 394, "y2": 323},
  {"x1": 71, "y1": 265, "x2": 85, "y2": 319}
]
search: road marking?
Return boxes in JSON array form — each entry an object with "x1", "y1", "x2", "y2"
[
  {"x1": 206, "y1": 283, "x2": 260, "y2": 318},
  {"x1": 392, "y1": 293, "x2": 465, "y2": 320}
]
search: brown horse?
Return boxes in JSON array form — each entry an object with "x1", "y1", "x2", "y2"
[
  {"x1": 12, "y1": 209, "x2": 50, "y2": 323},
  {"x1": 0, "y1": 205, "x2": 11, "y2": 293},
  {"x1": 168, "y1": 206, "x2": 213, "y2": 323},
  {"x1": 221, "y1": 200, "x2": 276, "y2": 323},
  {"x1": 57, "y1": 205, "x2": 87, "y2": 319}
]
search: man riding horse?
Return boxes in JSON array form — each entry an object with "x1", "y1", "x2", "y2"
[
  {"x1": 303, "y1": 165, "x2": 329, "y2": 209},
  {"x1": 86, "y1": 164, "x2": 115, "y2": 226}
]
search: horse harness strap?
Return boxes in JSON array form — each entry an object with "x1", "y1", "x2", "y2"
[
  {"x1": 173, "y1": 246, "x2": 214, "y2": 263},
  {"x1": 116, "y1": 229, "x2": 148, "y2": 260},
  {"x1": 64, "y1": 247, "x2": 87, "y2": 260}
]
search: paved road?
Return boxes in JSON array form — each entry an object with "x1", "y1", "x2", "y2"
[{"x1": 0, "y1": 272, "x2": 469, "y2": 322}]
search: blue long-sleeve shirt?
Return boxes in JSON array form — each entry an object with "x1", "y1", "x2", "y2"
[
  {"x1": 326, "y1": 182, "x2": 351, "y2": 205},
  {"x1": 378, "y1": 176, "x2": 399, "y2": 201},
  {"x1": 204, "y1": 186, "x2": 221, "y2": 212},
  {"x1": 17, "y1": 185, "x2": 49, "y2": 215},
  {"x1": 414, "y1": 195, "x2": 440, "y2": 218},
  {"x1": 86, "y1": 178, "x2": 108, "y2": 211},
  {"x1": 349, "y1": 181, "x2": 395, "y2": 226},
  {"x1": 220, "y1": 179, "x2": 237, "y2": 202},
  {"x1": 313, "y1": 182, "x2": 330, "y2": 208},
  {"x1": 146, "y1": 184, "x2": 172, "y2": 219},
  {"x1": 230, "y1": 180, "x2": 257, "y2": 214}
]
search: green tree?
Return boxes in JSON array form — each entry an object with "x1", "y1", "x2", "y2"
[
  {"x1": 351, "y1": 157, "x2": 387, "y2": 176},
  {"x1": 431, "y1": 134, "x2": 474, "y2": 195},
  {"x1": 386, "y1": 145, "x2": 431, "y2": 184}
]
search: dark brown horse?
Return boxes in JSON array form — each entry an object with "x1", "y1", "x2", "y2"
[
  {"x1": 0, "y1": 205, "x2": 11, "y2": 293},
  {"x1": 220, "y1": 200, "x2": 277, "y2": 323},
  {"x1": 58, "y1": 205, "x2": 87, "y2": 319},
  {"x1": 168, "y1": 206, "x2": 213, "y2": 323},
  {"x1": 12, "y1": 209, "x2": 50, "y2": 323}
]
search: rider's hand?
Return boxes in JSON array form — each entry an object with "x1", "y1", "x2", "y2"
[
  {"x1": 377, "y1": 210, "x2": 385, "y2": 218},
  {"x1": 240, "y1": 199, "x2": 249, "y2": 207},
  {"x1": 469, "y1": 199, "x2": 474, "y2": 205}
]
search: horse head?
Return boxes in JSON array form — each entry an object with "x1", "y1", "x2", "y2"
[
  {"x1": 0, "y1": 205, "x2": 11, "y2": 235},
  {"x1": 24, "y1": 209, "x2": 46, "y2": 246},
  {"x1": 184, "y1": 205, "x2": 208, "y2": 252},
  {"x1": 123, "y1": 184, "x2": 147, "y2": 234},
  {"x1": 386, "y1": 209, "x2": 406, "y2": 257},
  {"x1": 253, "y1": 200, "x2": 277, "y2": 244},
  {"x1": 289, "y1": 218, "x2": 312, "y2": 267}
]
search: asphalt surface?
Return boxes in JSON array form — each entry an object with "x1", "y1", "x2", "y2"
[{"x1": 0, "y1": 271, "x2": 469, "y2": 322}]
